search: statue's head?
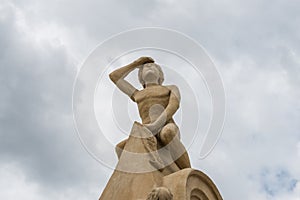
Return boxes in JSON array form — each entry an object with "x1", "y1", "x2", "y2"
[
  {"x1": 146, "y1": 187, "x2": 173, "y2": 200},
  {"x1": 138, "y1": 63, "x2": 164, "y2": 88}
]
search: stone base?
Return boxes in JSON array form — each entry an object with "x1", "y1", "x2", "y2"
[
  {"x1": 99, "y1": 168, "x2": 222, "y2": 200},
  {"x1": 99, "y1": 122, "x2": 222, "y2": 200},
  {"x1": 163, "y1": 168, "x2": 222, "y2": 200}
]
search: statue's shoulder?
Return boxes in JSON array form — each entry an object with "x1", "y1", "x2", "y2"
[
  {"x1": 165, "y1": 85, "x2": 180, "y2": 97},
  {"x1": 165, "y1": 85, "x2": 179, "y2": 91}
]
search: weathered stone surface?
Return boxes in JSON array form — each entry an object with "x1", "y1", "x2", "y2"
[
  {"x1": 163, "y1": 168, "x2": 223, "y2": 200},
  {"x1": 146, "y1": 187, "x2": 173, "y2": 200},
  {"x1": 99, "y1": 57, "x2": 223, "y2": 200},
  {"x1": 99, "y1": 122, "x2": 164, "y2": 200},
  {"x1": 99, "y1": 122, "x2": 222, "y2": 200}
]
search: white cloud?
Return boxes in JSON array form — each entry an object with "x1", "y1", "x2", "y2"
[
  {"x1": 0, "y1": 163, "x2": 103, "y2": 200},
  {"x1": 0, "y1": 163, "x2": 45, "y2": 200},
  {"x1": 297, "y1": 142, "x2": 300, "y2": 157}
]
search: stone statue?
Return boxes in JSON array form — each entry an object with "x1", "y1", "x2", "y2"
[
  {"x1": 99, "y1": 57, "x2": 223, "y2": 200},
  {"x1": 109, "y1": 57, "x2": 191, "y2": 171}
]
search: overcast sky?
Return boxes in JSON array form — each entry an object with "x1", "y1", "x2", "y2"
[{"x1": 0, "y1": 0, "x2": 300, "y2": 199}]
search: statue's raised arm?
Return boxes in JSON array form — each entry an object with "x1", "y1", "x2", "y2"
[{"x1": 109, "y1": 57, "x2": 154, "y2": 101}]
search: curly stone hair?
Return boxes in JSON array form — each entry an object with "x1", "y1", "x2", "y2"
[{"x1": 146, "y1": 187, "x2": 173, "y2": 200}]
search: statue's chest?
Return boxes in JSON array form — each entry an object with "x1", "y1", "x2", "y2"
[{"x1": 134, "y1": 86, "x2": 170, "y2": 103}]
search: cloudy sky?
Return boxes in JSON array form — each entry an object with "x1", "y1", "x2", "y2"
[{"x1": 1, "y1": 0, "x2": 300, "y2": 199}]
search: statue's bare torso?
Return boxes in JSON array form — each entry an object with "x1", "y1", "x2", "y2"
[{"x1": 133, "y1": 85, "x2": 174, "y2": 124}]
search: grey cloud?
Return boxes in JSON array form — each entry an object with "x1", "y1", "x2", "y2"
[
  {"x1": 0, "y1": 4, "x2": 105, "y2": 196},
  {"x1": 1, "y1": 0, "x2": 300, "y2": 199}
]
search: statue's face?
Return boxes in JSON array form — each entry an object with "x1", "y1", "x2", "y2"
[{"x1": 141, "y1": 63, "x2": 160, "y2": 84}]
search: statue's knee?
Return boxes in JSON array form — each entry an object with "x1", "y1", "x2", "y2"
[{"x1": 160, "y1": 124, "x2": 178, "y2": 145}]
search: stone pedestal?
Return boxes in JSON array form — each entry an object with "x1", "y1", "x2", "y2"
[
  {"x1": 99, "y1": 122, "x2": 222, "y2": 200},
  {"x1": 163, "y1": 168, "x2": 222, "y2": 200}
]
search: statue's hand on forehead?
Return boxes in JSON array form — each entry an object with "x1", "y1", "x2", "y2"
[{"x1": 134, "y1": 56, "x2": 155, "y2": 65}]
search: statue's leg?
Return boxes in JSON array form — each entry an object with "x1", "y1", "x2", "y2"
[
  {"x1": 159, "y1": 123, "x2": 191, "y2": 169},
  {"x1": 115, "y1": 139, "x2": 127, "y2": 159}
]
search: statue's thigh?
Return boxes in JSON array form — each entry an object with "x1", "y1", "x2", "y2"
[{"x1": 159, "y1": 123, "x2": 180, "y2": 145}]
